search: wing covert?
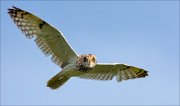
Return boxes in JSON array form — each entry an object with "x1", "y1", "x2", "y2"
[{"x1": 8, "y1": 6, "x2": 78, "y2": 68}]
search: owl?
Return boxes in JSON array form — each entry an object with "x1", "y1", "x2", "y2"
[{"x1": 8, "y1": 6, "x2": 148, "y2": 90}]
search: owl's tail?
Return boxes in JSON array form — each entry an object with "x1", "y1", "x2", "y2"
[{"x1": 47, "y1": 71, "x2": 70, "y2": 90}]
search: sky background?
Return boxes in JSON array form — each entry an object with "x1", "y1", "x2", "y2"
[{"x1": 1, "y1": 1, "x2": 179, "y2": 105}]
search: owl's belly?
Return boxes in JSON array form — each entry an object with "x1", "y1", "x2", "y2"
[{"x1": 62, "y1": 64, "x2": 92, "y2": 77}]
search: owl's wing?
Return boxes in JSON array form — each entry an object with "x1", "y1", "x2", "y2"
[
  {"x1": 79, "y1": 63, "x2": 148, "y2": 82},
  {"x1": 8, "y1": 6, "x2": 78, "y2": 68}
]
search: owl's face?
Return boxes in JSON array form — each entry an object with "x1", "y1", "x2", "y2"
[{"x1": 76, "y1": 54, "x2": 97, "y2": 69}]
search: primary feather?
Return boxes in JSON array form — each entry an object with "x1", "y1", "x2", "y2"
[
  {"x1": 79, "y1": 64, "x2": 148, "y2": 82},
  {"x1": 8, "y1": 6, "x2": 77, "y2": 68}
]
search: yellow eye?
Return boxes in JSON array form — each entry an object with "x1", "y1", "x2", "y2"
[{"x1": 92, "y1": 58, "x2": 95, "y2": 62}]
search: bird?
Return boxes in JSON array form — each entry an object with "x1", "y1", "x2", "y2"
[{"x1": 8, "y1": 6, "x2": 148, "y2": 90}]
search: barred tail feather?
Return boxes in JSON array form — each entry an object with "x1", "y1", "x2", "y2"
[{"x1": 47, "y1": 72, "x2": 70, "y2": 90}]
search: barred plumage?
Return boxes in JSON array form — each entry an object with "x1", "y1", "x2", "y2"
[
  {"x1": 79, "y1": 64, "x2": 148, "y2": 82},
  {"x1": 8, "y1": 6, "x2": 148, "y2": 90},
  {"x1": 35, "y1": 38, "x2": 52, "y2": 56},
  {"x1": 8, "y1": 6, "x2": 40, "y2": 38},
  {"x1": 8, "y1": 6, "x2": 77, "y2": 68},
  {"x1": 79, "y1": 73, "x2": 114, "y2": 81}
]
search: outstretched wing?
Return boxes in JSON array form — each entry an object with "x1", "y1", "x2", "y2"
[
  {"x1": 79, "y1": 63, "x2": 148, "y2": 82},
  {"x1": 8, "y1": 6, "x2": 78, "y2": 68}
]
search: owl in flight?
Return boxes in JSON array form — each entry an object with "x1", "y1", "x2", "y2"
[{"x1": 8, "y1": 6, "x2": 148, "y2": 90}]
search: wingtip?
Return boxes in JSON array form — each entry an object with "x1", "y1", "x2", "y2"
[
  {"x1": 7, "y1": 6, "x2": 15, "y2": 13},
  {"x1": 7, "y1": 7, "x2": 13, "y2": 12},
  {"x1": 12, "y1": 6, "x2": 19, "y2": 9},
  {"x1": 140, "y1": 70, "x2": 149, "y2": 78},
  {"x1": 7, "y1": 8, "x2": 13, "y2": 16},
  {"x1": 7, "y1": 6, "x2": 24, "y2": 17},
  {"x1": 7, "y1": 6, "x2": 21, "y2": 11}
]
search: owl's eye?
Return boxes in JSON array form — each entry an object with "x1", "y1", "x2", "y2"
[
  {"x1": 92, "y1": 58, "x2": 95, "y2": 62},
  {"x1": 83, "y1": 57, "x2": 88, "y2": 62}
]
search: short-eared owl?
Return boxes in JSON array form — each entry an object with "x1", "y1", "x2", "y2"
[{"x1": 8, "y1": 6, "x2": 148, "y2": 90}]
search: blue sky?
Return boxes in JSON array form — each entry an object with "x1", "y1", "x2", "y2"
[{"x1": 1, "y1": 1, "x2": 179, "y2": 105}]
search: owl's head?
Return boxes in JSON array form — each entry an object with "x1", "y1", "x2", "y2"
[{"x1": 76, "y1": 54, "x2": 97, "y2": 69}]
